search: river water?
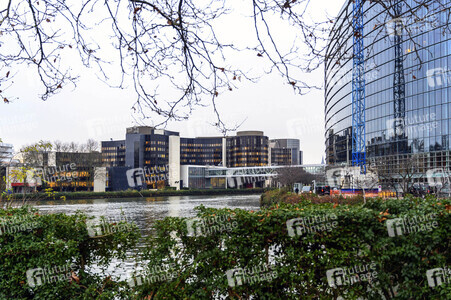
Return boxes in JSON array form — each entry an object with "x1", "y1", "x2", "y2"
[
  {"x1": 31, "y1": 194, "x2": 261, "y2": 236},
  {"x1": 29, "y1": 194, "x2": 261, "y2": 281}
]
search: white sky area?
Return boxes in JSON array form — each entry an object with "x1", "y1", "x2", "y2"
[{"x1": 0, "y1": 1, "x2": 344, "y2": 164}]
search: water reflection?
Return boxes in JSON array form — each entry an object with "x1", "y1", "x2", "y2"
[
  {"x1": 28, "y1": 194, "x2": 261, "y2": 280},
  {"x1": 30, "y1": 194, "x2": 261, "y2": 237}
]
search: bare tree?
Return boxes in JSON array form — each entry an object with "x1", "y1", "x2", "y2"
[
  {"x1": 21, "y1": 140, "x2": 53, "y2": 167},
  {"x1": 1, "y1": 141, "x2": 55, "y2": 207},
  {"x1": 371, "y1": 154, "x2": 424, "y2": 198},
  {"x1": 53, "y1": 140, "x2": 70, "y2": 152},
  {"x1": 1, "y1": 1, "x2": 448, "y2": 131},
  {"x1": 83, "y1": 139, "x2": 99, "y2": 153},
  {"x1": 275, "y1": 166, "x2": 318, "y2": 190}
]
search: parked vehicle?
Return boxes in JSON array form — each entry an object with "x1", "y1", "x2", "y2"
[
  {"x1": 301, "y1": 186, "x2": 312, "y2": 193},
  {"x1": 315, "y1": 186, "x2": 331, "y2": 196}
]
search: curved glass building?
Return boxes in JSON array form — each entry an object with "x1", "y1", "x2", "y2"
[{"x1": 325, "y1": 0, "x2": 450, "y2": 184}]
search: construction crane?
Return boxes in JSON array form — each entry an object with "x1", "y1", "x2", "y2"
[
  {"x1": 393, "y1": 1, "x2": 406, "y2": 152},
  {"x1": 352, "y1": 0, "x2": 366, "y2": 174}
]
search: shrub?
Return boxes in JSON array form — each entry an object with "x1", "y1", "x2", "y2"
[
  {"x1": 0, "y1": 207, "x2": 140, "y2": 299},
  {"x1": 133, "y1": 197, "x2": 450, "y2": 299},
  {"x1": 42, "y1": 188, "x2": 267, "y2": 200},
  {"x1": 260, "y1": 190, "x2": 364, "y2": 207}
]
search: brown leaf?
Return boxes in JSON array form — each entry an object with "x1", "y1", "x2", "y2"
[
  {"x1": 6, "y1": 71, "x2": 10, "y2": 78},
  {"x1": 167, "y1": 20, "x2": 173, "y2": 26},
  {"x1": 57, "y1": 84, "x2": 62, "y2": 89},
  {"x1": 46, "y1": 19, "x2": 51, "y2": 22},
  {"x1": 71, "y1": 272, "x2": 80, "y2": 284},
  {"x1": 3, "y1": 98, "x2": 9, "y2": 103},
  {"x1": 134, "y1": 7, "x2": 141, "y2": 14},
  {"x1": 257, "y1": 53, "x2": 263, "y2": 57}
]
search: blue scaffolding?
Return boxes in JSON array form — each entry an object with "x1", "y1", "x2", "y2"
[{"x1": 352, "y1": 0, "x2": 366, "y2": 173}]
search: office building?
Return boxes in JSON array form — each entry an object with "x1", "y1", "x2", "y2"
[{"x1": 325, "y1": 0, "x2": 450, "y2": 185}]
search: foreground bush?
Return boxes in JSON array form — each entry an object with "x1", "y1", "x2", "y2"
[
  {"x1": 40, "y1": 188, "x2": 267, "y2": 200},
  {"x1": 1, "y1": 197, "x2": 449, "y2": 299},
  {"x1": 0, "y1": 207, "x2": 140, "y2": 299},
  {"x1": 260, "y1": 189, "x2": 364, "y2": 208},
  {"x1": 135, "y1": 196, "x2": 450, "y2": 299}
]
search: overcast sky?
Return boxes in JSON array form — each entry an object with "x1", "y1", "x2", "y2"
[{"x1": 0, "y1": 1, "x2": 344, "y2": 164}]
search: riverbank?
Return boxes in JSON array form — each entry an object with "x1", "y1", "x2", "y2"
[{"x1": 44, "y1": 188, "x2": 268, "y2": 200}]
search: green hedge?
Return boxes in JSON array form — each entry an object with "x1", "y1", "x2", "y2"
[
  {"x1": 260, "y1": 189, "x2": 364, "y2": 208},
  {"x1": 0, "y1": 207, "x2": 140, "y2": 299},
  {"x1": 1, "y1": 197, "x2": 449, "y2": 299},
  {"x1": 44, "y1": 188, "x2": 267, "y2": 200},
  {"x1": 134, "y1": 196, "x2": 450, "y2": 299}
]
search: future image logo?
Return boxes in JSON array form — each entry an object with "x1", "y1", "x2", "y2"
[
  {"x1": 326, "y1": 167, "x2": 346, "y2": 187},
  {"x1": 326, "y1": 268, "x2": 346, "y2": 287},
  {"x1": 26, "y1": 268, "x2": 45, "y2": 287},
  {"x1": 426, "y1": 267, "x2": 450, "y2": 288},
  {"x1": 186, "y1": 215, "x2": 237, "y2": 237},
  {"x1": 386, "y1": 214, "x2": 438, "y2": 237},
  {"x1": 426, "y1": 67, "x2": 450, "y2": 88},
  {"x1": 226, "y1": 264, "x2": 277, "y2": 287},
  {"x1": 326, "y1": 263, "x2": 377, "y2": 288},
  {"x1": 386, "y1": 16, "x2": 438, "y2": 37},
  {"x1": 226, "y1": 268, "x2": 245, "y2": 287},
  {"x1": 426, "y1": 168, "x2": 450, "y2": 188},
  {"x1": 128, "y1": 263, "x2": 178, "y2": 287},
  {"x1": 185, "y1": 218, "x2": 205, "y2": 237},
  {"x1": 86, "y1": 216, "x2": 132, "y2": 238},
  {"x1": 386, "y1": 218, "x2": 404, "y2": 237},
  {"x1": 0, "y1": 214, "x2": 39, "y2": 236},
  {"x1": 286, "y1": 214, "x2": 338, "y2": 238},
  {"x1": 26, "y1": 263, "x2": 76, "y2": 287},
  {"x1": 126, "y1": 168, "x2": 145, "y2": 187},
  {"x1": 386, "y1": 17, "x2": 406, "y2": 36},
  {"x1": 126, "y1": 166, "x2": 169, "y2": 188}
]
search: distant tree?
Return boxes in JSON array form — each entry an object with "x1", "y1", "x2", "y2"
[
  {"x1": 1, "y1": 142, "x2": 56, "y2": 207},
  {"x1": 21, "y1": 141, "x2": 53, "y2": 167},
  {"x1": 275, "y1": 167, "x2": 318, "y2": 190},
  {"x1": 371, "y1": 154, "x2": 424, "y2": 198},
  {"x1": 20, "y1": 140, "x2": 103, "y2": 192}
]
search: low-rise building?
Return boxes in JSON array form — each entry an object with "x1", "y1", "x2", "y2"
[{"x1": 102, "y1": 127, "x2": 307, "y2": 191}]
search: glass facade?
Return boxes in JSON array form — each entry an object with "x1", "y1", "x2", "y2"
[
  {"x1": 180, "y1": 137, "x2": 223, "y2": 166},
  {"x1": 271, "y1": 148, "x2": 292, "y2": 166},
  {"x1": 101, "y1": 140, "x2": 126, "y2": 167},
  {"x1": 226, "y1": 132, "x2": 269, "y2": 167},
  {"x1": 325, "y1": 1, "x2": 451, "y2": 177},
  {"x1": 269, "y1": 139, "x2": 301, "y2": 165}
]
